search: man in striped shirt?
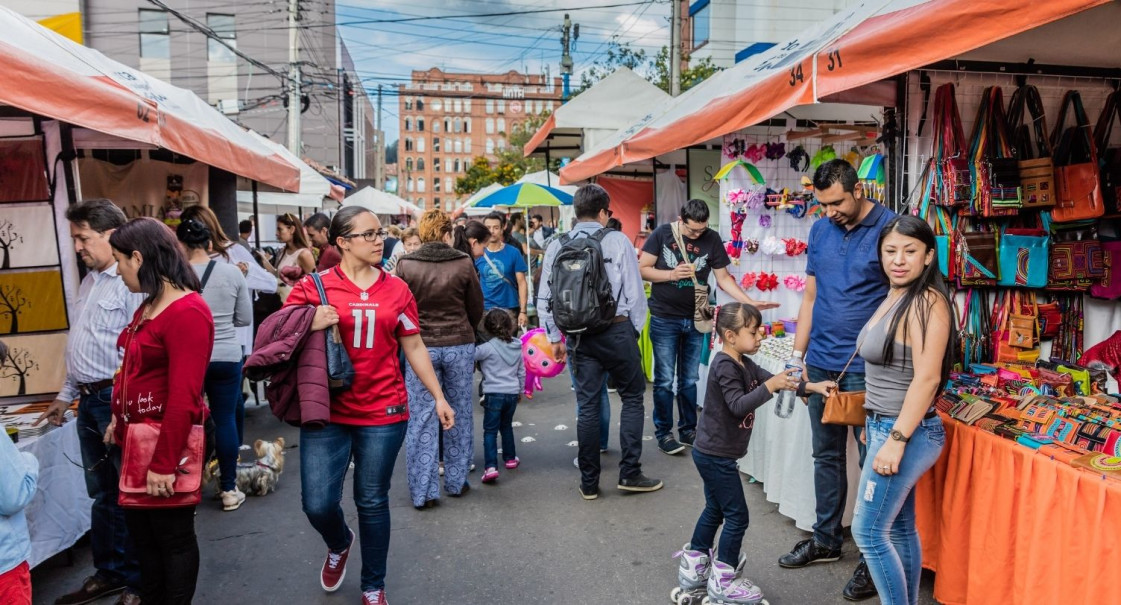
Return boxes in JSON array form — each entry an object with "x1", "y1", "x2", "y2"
[{"x1": 37, "y1": 199, "x2": 144, "y2": 605}]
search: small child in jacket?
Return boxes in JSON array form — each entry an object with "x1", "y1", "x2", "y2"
[
  {"x1": 475, "y1": 309, "x2": 526, "y2": 484},
  {"x1": 673, "y1": 304, "x2": 835, "y2": 605},
  {"x1": 0, "y1": 341, "x2": 40, "y2": 605}
]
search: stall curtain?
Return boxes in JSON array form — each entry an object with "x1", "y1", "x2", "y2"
[
  {"x1": 655, "y1": 168, "x2": 687, "y2": 227},
  {"x1": 594, "y1": 176, "x2": 653, "y2": 244}
]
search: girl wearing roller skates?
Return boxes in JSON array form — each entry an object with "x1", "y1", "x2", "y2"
[{"x1": 673, "y1": 303, "x2": 835, "y2": 605}]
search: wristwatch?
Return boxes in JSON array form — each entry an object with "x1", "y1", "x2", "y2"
[{"x1": 890, "y1": 429, "x2": 910, "y2": 443}]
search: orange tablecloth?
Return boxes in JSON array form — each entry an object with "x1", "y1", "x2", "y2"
[{"x1": 916, "y1": 416, "x2": 1121, "y2": 605}]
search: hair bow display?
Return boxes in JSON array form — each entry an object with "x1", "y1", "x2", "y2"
[
  {"x1": 726, "y1": 188, "x2": 748, "y2": 206},
  {"x1": 745, "y1": 238, "x2": 760, "y2": 254},
  {"x1": 740, "y1": 272, "x2": 758, "y2": 290},
  {"x1": 723, "y1": 136, "x2": 747, "y2": 160},
  {"x1": 744, "y1": 189, "x2": 766, "y2": 209},
  {"x1": 760, "y1": 236, "x2": 785, "y2": 256},
  {"x1": 783, "y1": 275, "x2": 807, "y2": 292},
  {"x1": 756, "y1": 273, "x2": 779, "y2": 291},
  {"x1": 784, "y1": 238, "x2": 808, "y2": 256},
  {"x1": 744, "y1": 143, "x2": 766, "y2": 163},
  {"x1": 765, "y1": 141, "x2": 786, "y2": 160},
  {"x1": 758, "y1": 215, "x2": 772, "y2": 228},
  {"x1": 786, "y1": 145, "x2": 810, "y2": 172}
]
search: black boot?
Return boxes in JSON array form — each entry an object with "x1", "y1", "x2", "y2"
[{"x1": 842, "y1": 559, "x2": 878, "y2": 601}]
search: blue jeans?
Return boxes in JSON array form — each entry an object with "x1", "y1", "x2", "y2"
[
  {"x1": 852, "y1": 414, "x2": 945, "y2": 605},
  {"x1": 204, "y1": 360, "x2": 243, "y2": 492},
  {"x1": 77, "y1": 386, "x2": 140, "y2": 589},
  {"x1": 301, "y1": 421, "x2": 407, "y2": 591},
  {"x1": 569, "y1": 362, "x2": 609, "y2": 450},
  {"x1": 482, "y1": 393, "x2": 519, "y2": 469},
  {"x1": 689, "y1": 449, "x2": 749, "y2": 567},
  {"x1": 650, "y1": 315, "x2": 702, "y2": 441},
  {"x1": 806, "y1": 364, "x2": 868, "y2": 550}
]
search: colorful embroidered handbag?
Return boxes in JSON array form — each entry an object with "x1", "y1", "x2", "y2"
[
  {"x1": 1048, "y1": 235, "x2": 1104, "y2": 291},
  {"x1": 997, "y1": 227, "x2": 1049, "y2": 288},
  {"x1": 967, "y1": 86, "x2": 1020, "y2": 217},
  {"x1": 1089, "y1": 239, "x2": 1121, "y2": 299},
  {"x1": 1050, "y1": 91, "x2": 1105, "y2": 222},
  {"x1": 930, "y1": 83, "x2": 971, "y2": 208},
  {"x1": 957, "y1": 219, "x2": 1000, "y2": 286}
]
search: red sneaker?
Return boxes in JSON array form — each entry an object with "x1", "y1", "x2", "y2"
[
  {"x1": 320, "y1": 528, "x2": 354, "y2": 592},
  {"x1": 362, "y1": 589, "x2": 388, "y2": 605}
]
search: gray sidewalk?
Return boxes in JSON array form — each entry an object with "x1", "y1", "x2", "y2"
[{"x1": 32, "y1": 376, "x2": 938, "y2": 604}]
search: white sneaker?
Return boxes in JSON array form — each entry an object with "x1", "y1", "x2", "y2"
[{"x1": 220, "y1": 487, "x2": 246, "y2": 511}]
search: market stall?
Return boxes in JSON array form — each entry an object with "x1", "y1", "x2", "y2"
[{"x1": 0, "y1": 6, "x2": 306, "y2": 568}]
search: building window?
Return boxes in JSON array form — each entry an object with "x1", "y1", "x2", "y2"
[
  {"x1": 416, "y1": 99, "x2": 425, "y2": 111},
  {"x1": 486, "y1": 139, "x2": 495, "y2": 154},
  {"x1": 417, "y1": 118, "x2": 425, "y2": 132},
  {"x1": 454, "y1": 118, "x2": 462, "y2": 133},
  {"x1": 535, "y1": 100, "x2": 544, "y2": 115},
  {"x1": 434, "y1": 179, "x2": 441, "y2": 192},
  {"x1": 432, "y1": 100, "x2": 442, "y2": 111},
  {"x1": 691, "y1": 0, "x2": 711, "y2": 49},
  {"x1": 485, "y1": 118, "x2": 495, "y2": 134},
  {"x1": 433, "y1": 158, "x2": 440, "y2": 172},
  {"x1": 464, "y1": 118, "x2": 472, "y2": 133},
  {"x1": 453, "y1": 158, "x2": 461, "y2": 172},
  {"x1": 139, "y1": 9, "x2": 170, "y2": 59},
  {"x1": 445, "y1": 159, "x2": 452, "y2": 172},
  {"x1": 404, "y1": 137, "x2": 413, "y2": 152},
  {"x1": 454, "y1": 140, "x2": 462, "y2": 154},
  {"x1": 497, "y1": 139, "x2": 506, "y2": 150},
  {"x1": 417, "y1": 158, "x2": 425, "y2": 170},
  {"x1": 497, "y1": 100, "x2": 505, "y2": 114},
  {"x1": 404, "y1": 117, "x2": 412, "y2": 131},
  {"x1": 417, "y1": 137, "x2": 426, "y2": 152},
  {"x1": 206, "y1": 14, "x2": 236, "y2": 62},
  {"x1": 405, "y1": 98, "x2": 413, "y2": 110},
  {"x1": 407, "y1": 177, "x2": 414, "y2": 193},
  {"x1": 497, "y1": 118, "x2": 506, "y2": 134},
  {"x1": 453, "y1": 99, "x2": 462, "y2": 113},
  {"x1": 417, "y1": 178, "x2": 426, "y2": 193},
  {"x1": 445, "y1": 177, "x2": 453, "y2": 192},
  {"x1": 418, "y1": 197, "x2": 425, "y2": 207},
  {"x1": 434, "y1": 196, "x2": 441, "y2": 208},
  {"x1": 548, "y1": 101, "x2": 555, "y2": 112},
  {"x1": 485, "y1": 99, "x2": 494, "y2": 114},
  {"x1": 444, "y1": 118, "x2": 451, "y2": 132},
  {"x1": 432, "y1": 120, "x2": 440, "y2": 133},
  {"x1": 432, "y1": 137, "x2": 440, "y2": 152},
  {"x1": 464, "y1": 99, "x2": 472, "y2": 112},
  {"x1": 405, "y1": 158, "x2": 413, "y2": 171},
  {"x1": 465, "y1": 138, "x2": 472, "y2": 153}
]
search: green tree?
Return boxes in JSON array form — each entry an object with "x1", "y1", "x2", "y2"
[
  {"x1": 576, "y1": 41, "x2": 721, "y2": 95},
  {"x1": 454, "y1": 112, "x2": 552, "y2": 196}
]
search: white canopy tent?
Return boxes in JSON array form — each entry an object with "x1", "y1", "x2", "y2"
[
  {"x1": 345, "y1": 187, "x2": 423, "y2": 217},
  {"x1": 236, "y1": 132, "x2": 333, "y2": 214}
]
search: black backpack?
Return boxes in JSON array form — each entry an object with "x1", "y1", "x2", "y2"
[{"x1": 548, "y1": 228, "x2": 618, "y2": 334}]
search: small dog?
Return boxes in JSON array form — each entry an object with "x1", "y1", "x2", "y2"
[{"x1": 205, "y1": 437, "x2": 286, "y2": 496}]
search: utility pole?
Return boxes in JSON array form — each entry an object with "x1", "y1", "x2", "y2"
[
  {"x1": 286, "y1": 0, "x2": 301, "y2": 155},
  {"x1": 337, "y1": 68, "x2": 345, "y2": 173},
  {"x1": 376, "y1": 84, "x2": 385, "y2": 189},
  {"x1": 670, "y1": 0, "x2": 682, "y2": 96},
  {"x1": 560, "y1": 14, "x2": 578, "y2": 101}
]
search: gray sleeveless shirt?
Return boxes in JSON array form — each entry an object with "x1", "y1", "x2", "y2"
[{"x1": 857, "y1": 299, "x2": 913, "y2": 416}]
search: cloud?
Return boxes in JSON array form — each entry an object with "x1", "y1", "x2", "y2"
[{"x1": 611, "y1": 10, "x2": 665, "y2": 45}]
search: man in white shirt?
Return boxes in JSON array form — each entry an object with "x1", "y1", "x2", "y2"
[{"x1": 37, "y1": 200, "x2": 144, "y2": 605}]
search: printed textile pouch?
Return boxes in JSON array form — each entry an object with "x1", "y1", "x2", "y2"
[
  {"x1": 958, "y1": 231, "x2": 1000, "y2": 285},
  {"x1": 997, "y1": 229, "x2": 1050, "y2": 288},
  {"x1": 1090, "y1": 240, "x2": 1121, "y2": 299},
  {"x1": 1048, "y1": 239, "x2": 1105, "y2": 290}
]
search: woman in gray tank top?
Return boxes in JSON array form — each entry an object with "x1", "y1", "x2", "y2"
[{"x1": 851, "y1": 215, "x2": 954, "y2": 605}]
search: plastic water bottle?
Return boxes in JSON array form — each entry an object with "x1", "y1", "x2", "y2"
[{"x1": 774, "y1": 351, "x2": 804, "y2": 418}]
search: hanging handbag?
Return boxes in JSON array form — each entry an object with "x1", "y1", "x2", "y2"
[
  {"x1": 822, "y1": 339, "x2": 868, "y2": 427},
  {"x1": 1092, "y1": 90, "x2": 1121, "y2": 215},
  {"x1": 956, "y1": 218, "x2": 1000, "y2": 287},
  {"x1": 310, "y1": 271, "x2": 356, "y2": 392},
  {"x1": 917, "y1": 162, "x2": 954, "y2": 281},
  {"x1": 957, "y1": 289, "x2": 991, "y2": 367},
  {"x1": 1048, "y1": 228, "x2": 1105, "y2": 291},
  {"x1": 1090, "y1": 239, "x2": 1121, "y2": 299},
  {"x1": 1050, "y1": 91, "x2": 1105, "y2": 222},
  {"x1": 991, "y1": 291, "x2": 1040, "y2": 363},
  {"x1": 967, "y1": 86, "x2": 1020, "y2": 217},
  {"x1": 670, "y1": 222, "x2": 714, "y2": 334},
  {"x1": 1037, "y1": 300, "x2": 1063, "y2": 340},
  {"x1": 1007, "y1": 84, "x2": 1056, "y2": 208},
  {"x1": 997, "y1": 212, "x2": 1049, "y2": 288},
  {"x1": 930, "y1": 83, "x2": 972, "y2": 208},
  {"x1": 1053, "y1": 294, "x2": 1085, "y2": 362}
]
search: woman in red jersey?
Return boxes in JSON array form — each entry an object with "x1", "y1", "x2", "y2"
[
  {"x1": 284, "y1": 205, "x2": 454, "y2": 605},
  {"x1": 106, "y1": 218, "x2": 215, "y2": 605}
]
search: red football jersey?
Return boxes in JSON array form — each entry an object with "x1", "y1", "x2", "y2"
[{"x1": 286, "y1": 266, "x2": 420, "y2": 425}]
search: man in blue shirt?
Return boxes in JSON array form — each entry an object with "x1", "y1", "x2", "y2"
[
  {"x1": 477, "y1": 212, "x2": 528, "y2": 327},
  {"x1": 539, "y1": 185, "x2": 662, "y2": 500},
  {"x1": 779, "y1": 160, "x2": 893, "y2": 602}
]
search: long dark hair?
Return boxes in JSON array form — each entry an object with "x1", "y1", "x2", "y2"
[
  {"x1": 452, "y1": 220, "x2": 489, "y2": 255},
  {"x1": 179, "y1": 205, "x2": 232, "y2": 259},
  {"x1": 110, "y1": 217, "x2": 201, "y2": 303},
  {"x1": 277, "y1": 212, "x2": 311, "y2": 250},
  {"x1": 483, "y1": 308, "x2": 516, "y2": 343},
  {"x1": 877, "y1": 215, "x2": 955, "y2": 382}
]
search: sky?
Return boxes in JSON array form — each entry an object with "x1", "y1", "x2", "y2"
[{"x1": 335, "y1": 0, "x2": 672, "y2": 145}]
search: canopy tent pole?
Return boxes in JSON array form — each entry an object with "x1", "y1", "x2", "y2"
[{"x1": 252, "y1": 180, "x2": 261, "y2": 250}]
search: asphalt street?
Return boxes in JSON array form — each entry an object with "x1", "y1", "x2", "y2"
[{"x1": 32, "y1": 375, "x2": 939, "y2": 604}]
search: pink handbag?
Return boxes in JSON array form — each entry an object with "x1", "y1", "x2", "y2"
[{"x1": 1090, "y1": 240, "x2": 1121, "y2": 299}]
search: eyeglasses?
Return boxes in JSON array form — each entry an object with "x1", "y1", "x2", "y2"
[
  {"x1": 63, "y1": 427, "x2": 112, "y2": 472},
  {"x1": 342, "y1": 229, "x2": 388, "y2": 242}
]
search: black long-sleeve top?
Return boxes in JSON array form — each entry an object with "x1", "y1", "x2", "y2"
[{"x1": 695, "y1": 352, "x2": 778, "y2": 459}]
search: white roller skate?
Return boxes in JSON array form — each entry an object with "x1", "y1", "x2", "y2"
[
  {"x1": 669, "y1": 545, "x2": 710, "y2": 605},
  {"x1": 702, "y1": 559, "x2": 768, "y2": 605}
]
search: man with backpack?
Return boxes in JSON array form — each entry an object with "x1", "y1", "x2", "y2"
[{"x1": 538, "y1": 184, "x2": 662, "y2": 500}]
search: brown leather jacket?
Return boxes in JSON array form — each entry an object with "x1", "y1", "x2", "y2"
[{"x1": 395, "y1": 243, "x2": 484, "y2": 348}]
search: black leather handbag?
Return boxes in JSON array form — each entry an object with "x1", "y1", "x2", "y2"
[{"x1": 310, "y1": 272, "x2": 355, "y2": 393}]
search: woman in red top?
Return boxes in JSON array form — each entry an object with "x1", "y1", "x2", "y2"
[
  {"x1": 284, "y1": 205, "x2": 454, "y2": 605},
  {"x1": 106, "y1": 218, "x2": 214, "y2": 605}
]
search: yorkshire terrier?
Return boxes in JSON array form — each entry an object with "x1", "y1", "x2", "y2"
[{"x1": 205, "y1": 437, "x2": 286, "y2": 497}]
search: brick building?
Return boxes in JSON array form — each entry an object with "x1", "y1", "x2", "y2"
[{"x1": 398, "y1": 68, "x2": 563, "y2": 211}]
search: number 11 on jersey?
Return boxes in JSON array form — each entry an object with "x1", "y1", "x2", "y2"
[{"x1": 351, "y1": 309, "x2": 376, "y2": 348}]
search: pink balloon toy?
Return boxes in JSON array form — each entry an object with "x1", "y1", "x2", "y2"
[{"x1": 521, "y1": 328, "x2": 566, "y2": 398}]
